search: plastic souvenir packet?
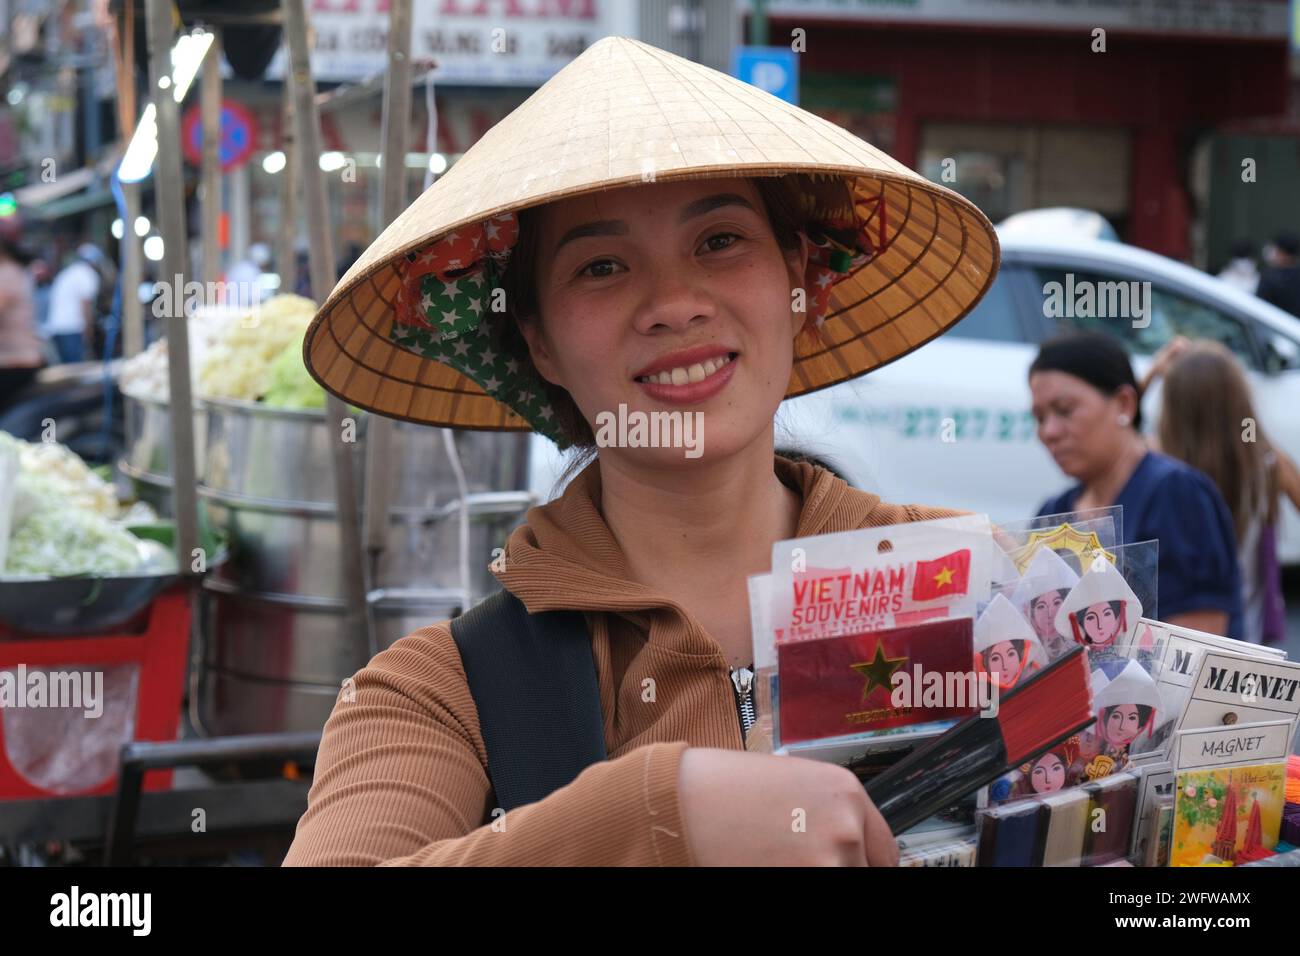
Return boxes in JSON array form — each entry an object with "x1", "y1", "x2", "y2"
[
  {"x1": 900, "y1": 836, "x2": 978, "y2": 867},
  {"x1": 981, "y1": 539, "x2": 1165, "y2": 806},
  {"x1": 991, "y1": 505, "x2": 1123, "y2": 588},
  {"x1": 746, "y1": 514, "x2": 998, "y2": 760},
  {"x1": 975, "y1": 768, "x2": 1142, "y2": 867},
  {"x1": 769, "y1": 513, "x2": 994, "y2": 643}
]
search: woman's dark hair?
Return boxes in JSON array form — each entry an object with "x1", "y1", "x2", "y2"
[
  {"x1": 1029, "y1": 586, "x2": 1071, "y2": 613},
  {"x1": 1029, "y1": 331, "x2": 1142, "y2": 432},
  {"x1": 493, "y1": 175, "x2": 815, "y2": 477},
  {"x1": 980, "y1": 639, "x2": 1025, "y2": 672},
  {"x1": 775, "y1": 447, "x2": 852, "y2": 483},
  {"x1": 0, "y1": 236, "x2": 34, "y2": 266},
  {"x1": 1228, "y1": 238, "x2": 1256, "y2": 260},
  {"x1": 1102, "y1": 703, "x2": 1153, "y2": 729},
  {"x1": 1081, "y1": 599, "x2": 1124, "y2": 622}
]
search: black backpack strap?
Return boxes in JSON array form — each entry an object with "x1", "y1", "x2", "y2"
[{"x1": 449, "y1": 588, "x2": 607, "y2": 814}]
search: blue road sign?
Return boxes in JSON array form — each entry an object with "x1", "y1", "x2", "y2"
[{"x1": 731, "y1": 46, "x2": 799, "y2": 105}]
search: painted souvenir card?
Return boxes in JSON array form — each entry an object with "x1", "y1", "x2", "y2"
[
  {"x1": 1009, "y1": 546, "x2": 1080, "y2": 662},
  {"x1": 973, "y1": 593, "x2": 1047, "y2": 691},
  {"x1": 1055, "y1": 554, "x2": 1143, "y2": 679},
  {"x1": 1078, "y1": 660, "x2": 1162, "y2": 782}
]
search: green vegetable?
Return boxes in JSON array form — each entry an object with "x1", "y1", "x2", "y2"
[
  {"x1": 5, "y1": 508, "x2": 143, "y2": 576},
  {"x1": 262, "y1": 333, "x2": 326, "y2": 409}
]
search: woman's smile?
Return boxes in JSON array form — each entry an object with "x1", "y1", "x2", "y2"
[{"x1": 634, "y1": 349, "x2": 739, "y2": 405}]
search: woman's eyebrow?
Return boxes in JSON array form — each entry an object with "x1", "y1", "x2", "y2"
[
  {"x1": 677, "y1": 192, "x2": 760, "y2": 223},
  {"x1": 555, "y1": 219, "x2": 629, "y2": 253},
  {"x1": 553, "y1": 193, "x2": 760, "y2": 254}
]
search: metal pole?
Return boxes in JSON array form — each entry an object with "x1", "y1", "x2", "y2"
[
  {"x1": 121, "y1": 182, "x2": 144, "y2": 356},
  {"x1": 200, "y1": 27, "x2": 222, "y2": 287},
  {"x1": 749, "y1": 0, "x2": 768, "y2": 46},
  {"x1": 362, "y1": 0, "x2": 412, "y2": 570},
  {"x1": 114, "y1": 2, "x2": 144, "y2": 358},
  {"x1": 282, "y1": 0, "x2": 371, "y2": 656},
  {"x1": 146, "y1": 0, "x2": 202, "y2": 577},
  {"x1": 276, "y1": 75, "x2": 298, "y2": 291}
]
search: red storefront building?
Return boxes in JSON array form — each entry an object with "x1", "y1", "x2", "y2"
[{"x1": 754, "y1": 0, "x2": 1294, "y2": 263}]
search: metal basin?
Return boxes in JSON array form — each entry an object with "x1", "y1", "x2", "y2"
[
  {"x1": 193, "y1": 584, "x2": 465, "y2": 736},
  {"x1": 122, "y1": 392, "x2": 206, "y2": 480}
]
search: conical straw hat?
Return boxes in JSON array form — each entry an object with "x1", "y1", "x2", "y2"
[{"x1": 303, "y1": 36, "x2": 1000, "y2": 439}]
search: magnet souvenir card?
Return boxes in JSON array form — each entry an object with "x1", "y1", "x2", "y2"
[
  {"x1": 1172, "y1": 650, "x2": 1300, "y2": 737},
  {"x1": 1136, "y1": 619, "x2": 1287, "y2": 748},
  {"x1": 775, "y1": 616, "x2": 977, "y2": 746},
  {"x1": 770, "y1": 514, "x2": 993, "y2": 644},
  {"x1": 1055, "y1": 554, "x2": 1143, "y2": 654},
  {"x1": 1170, "y1": 719, "x2": 1292, "y2": 867},
  {"x1": 1130, "y1": 761, "x2": 1175, "y2": 863},
  {"x1": 973, "y1": 593, "x2": 1047, "y2": 691},
  {"x1": 1009, "y1": 545, "x2": 1081, "y2": 662}
]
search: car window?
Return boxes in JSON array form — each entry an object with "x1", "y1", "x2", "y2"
[
  {"x1": 1031, "y1": 266, "x2": 1260, "y2": 369},
  {"x1": 946, "y1": 269, "x2": 1023, "y2": 343}
]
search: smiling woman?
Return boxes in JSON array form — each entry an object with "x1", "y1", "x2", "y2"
[
  {"x1": 286, "y1": 36, "x2": 999, "y2": 868},
  {"x1": 488, "y1": 177, "x2": 810, "y2": 459}
]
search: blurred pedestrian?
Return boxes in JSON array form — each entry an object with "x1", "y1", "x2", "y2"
[
  {"x1": 1257, "y1": 231, "x2": 1300, "y2": 318},
  {"x1": 1151, "y1": 339, "x2": 1300, "y2": 645},
  {"x1": 1217, "y1": 238, "x2": 1260, "y2": 295},
  {"x1": 294, "y1": 247, "x2": 312, "y2": 297},
  {"x1": 0, "y1": 234, "x2": 44, "y2": 410},
  {"x1": 1030, "y1": 331, "x2": 1244, "y2": 640},
  {"x1": 45, "y1": 243, "x2": 107, "y2": 363},
  {"x1": 336, "y1": 241, "x2": 364, "y2": 281},
  {"x1": 26, "y1": 258, "x2": 55, "y2": 363},
  {"x1": 226, "y1": 242, "x2": 271, "y2": 306}
]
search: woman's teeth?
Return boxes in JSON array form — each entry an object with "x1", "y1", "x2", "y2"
[{"x1": 637, "y1": 353, "x2": 734, "y2": 385}]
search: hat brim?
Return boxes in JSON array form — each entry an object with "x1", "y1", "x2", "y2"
[{"x1": 305, "y1": 167, "x2": 998, "y2": 431}]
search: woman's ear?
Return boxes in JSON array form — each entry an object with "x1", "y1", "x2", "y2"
[
  {"x1": 1113, "y1": 384, "x2": 1139, "y2": 425},
  {"x1": 514, "y1": 314, "x2": 562, "y2": 387}
]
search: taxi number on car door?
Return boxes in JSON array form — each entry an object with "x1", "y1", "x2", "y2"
[{"x1": 833, "y1": 406, "x2": 1038, "y2": 441}]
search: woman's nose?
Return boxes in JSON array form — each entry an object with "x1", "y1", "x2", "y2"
[{"x1": 634, "y1": 264, "x2": 716, "y2": 334}]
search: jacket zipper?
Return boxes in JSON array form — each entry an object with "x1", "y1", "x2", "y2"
[{"x1": 730, "y1": 665, "x2": 757, "y2": 743}]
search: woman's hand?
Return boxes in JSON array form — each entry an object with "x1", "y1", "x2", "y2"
[
  {"x1": 677, "y1": 748, "x2": 898, "y2": 866},
  {"x1": 1141, "y1": 335, "x2": 1191, "y2": 390}
]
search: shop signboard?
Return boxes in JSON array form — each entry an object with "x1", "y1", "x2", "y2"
[
  {"x1": 754, "y1": 0, "x2": 1290, "y2": 38},
  {"x1": 265, "y1": 0, "x2": 638, "y2": 84}
]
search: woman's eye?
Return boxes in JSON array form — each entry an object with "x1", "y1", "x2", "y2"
[
  {"x1": 578, "y1": 258, "x2": 620, "y2": 278},
  {"x1": 701, "y1": 232, "x2": 741, "y2": 253}
]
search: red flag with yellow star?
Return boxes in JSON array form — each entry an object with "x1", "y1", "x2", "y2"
[
  {"x1": 776, "y1": 617, "x2": 976, "y2": 744},
  {"x1": 911, "y1": 548, "x2": 971, "y2": 603}
]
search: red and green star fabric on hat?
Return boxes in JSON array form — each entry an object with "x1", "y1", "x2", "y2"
[{"x1": 388, "y1": 212, "x2": 566, "y2": 445}]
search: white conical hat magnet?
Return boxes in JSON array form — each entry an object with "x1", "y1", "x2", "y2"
[
  {"x1": 974, "y1": 593, "x2": 1047, "y2": 665},
  {"x1": 1054, "y1": 555, "x2": 1142, "y2": 650},
  {"x1": 1010, "y1": 545, "x2": 1081, "y2": 616}
]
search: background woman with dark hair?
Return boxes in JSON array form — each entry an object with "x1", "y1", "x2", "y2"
[{"x1": 1029, "y1": 331, "x2": 1244, "y2": 640}]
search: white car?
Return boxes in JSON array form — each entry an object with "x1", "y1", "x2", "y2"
[{"x1": 530, "y1": 235, "x2": 1300, "y2": 563}]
